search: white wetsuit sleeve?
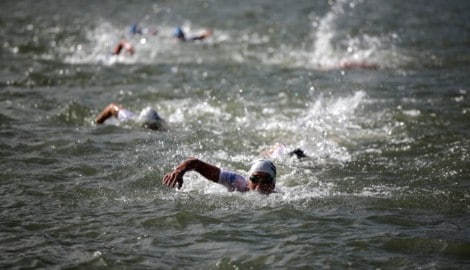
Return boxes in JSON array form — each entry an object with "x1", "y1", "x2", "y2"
[
  {"x1": 117, "y1": 109, "x2": 136, "y2": 122},
  {"x1": 218, "y1": 169, "x2": 248, "y2": 192}
]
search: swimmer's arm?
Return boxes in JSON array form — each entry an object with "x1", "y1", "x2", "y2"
[
  {"x1": 189, "y1": 29, "x2": 212, "y2": 41},
  {"x1": 162, "y1": 157, "x2": 220, "y2": 189},
  {"x1": 95, "y1": 103, "x2": 122, "y2": 124}
]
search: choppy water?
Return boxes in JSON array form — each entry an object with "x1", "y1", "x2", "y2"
[{"x1": 1, "y1": 0, "x2": 469, "y2": 269}]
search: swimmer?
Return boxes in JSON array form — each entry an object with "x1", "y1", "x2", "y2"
[
  {"x1": 95, "y1": 103, "x2": 167, "y2": 130},
  {"x1": 130, "y1": 23, "x2": 142, "y2": 34},
  {"x1": 129, "y1": 23, "x2": 157, "y2": 35},
  {"x1": 260, "y1": 143, "x2": 307, "y2": 159},
  {"x1": 172, "y1": 26, "x2": 213, "y2": 41},
  {"x1": 163, "y1": 158, "x2": 277, "y2": 194},
  {"x1": 112, "y1": 40, "x2": 135, "y2": 55}
]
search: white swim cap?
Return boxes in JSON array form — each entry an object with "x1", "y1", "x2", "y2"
[
  {"x1": 137, "y1": 107, "x2": 164, "y2": 130},
  {"x1": 248, "y1": 159, "x2": 277, "y2": 181}
]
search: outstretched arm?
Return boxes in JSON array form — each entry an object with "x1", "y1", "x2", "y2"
[
  {"x1": 112, "y1": 40, "x2": 135, "y2": 55},
  {"x1": 95, "y1": 103, "x2": 122, "y2": 124},
  {"x1": 189, "y1": 29, "x2": 213, "y2": 41},
  {"x1": 162, "y1": 157, "x2": 221, "y2": 189}
]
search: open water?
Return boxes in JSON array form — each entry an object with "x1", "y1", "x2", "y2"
[{"x1": 1, "y1": 0, "x2": 469, "y2": 269}]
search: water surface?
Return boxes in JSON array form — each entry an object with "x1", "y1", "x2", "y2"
[{"x1": 1, "y1": 0, "x2": 469, "y2": 268}]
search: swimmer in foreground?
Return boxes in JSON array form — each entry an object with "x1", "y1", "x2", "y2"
[
  {"x1": 173, "y1": 26, "x2": 213, "y2": 41},
  {"x1": 112, "y1": 40, "x2": 135, "y2": 55},
  {"x1": 95, "y1": 103, "x2": 167, "y2": 130},
  {"x1": 163, "y1": 158, "x2": 277, "y2": 194}
]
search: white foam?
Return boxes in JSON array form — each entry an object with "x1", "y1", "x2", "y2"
[
  {"x1": 402, "y1": 109, "x2": 421, "y2": 117},
  {"x1": 62, "y1": 20, "x2": 222, "y2": 66}
]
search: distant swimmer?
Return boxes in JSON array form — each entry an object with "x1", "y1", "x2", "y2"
[
  {"x1": 172, "y1": 26, "x2": 213, "y2": 42},
  {"x1": 163, "y1": 158, "x2": 278, "y2": 194},
  {"x1": 112, "y1": 40, "x2": 135, "y2": 55},
  {"x1": 260, "y1": 142, "x2": 307, "y2": 159},
  {"x1": 130, "y1": 23, "x2": 142, "y2": 34},
  {"x1": 129, "y1": 23, "x2": 157, "y2": 35},
  {"x1": 95, "y1": 103, "x2": 167, "y2": 130}
]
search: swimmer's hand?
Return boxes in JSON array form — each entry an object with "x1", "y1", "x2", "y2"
[
  {"x1": 162, "y1": 157, "x2": 220, "y2": 190},
  {"x1": 162, "y1": 169, "x2": 185, "y2": 189}
]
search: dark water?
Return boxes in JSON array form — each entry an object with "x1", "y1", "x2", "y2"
[{"x1": 1, "y1": 0, "x2": 469, "y2": 269}]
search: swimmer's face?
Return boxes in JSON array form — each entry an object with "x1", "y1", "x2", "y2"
[{"x1": 248, "y1": 172, "x2": 275, "y2": 194}]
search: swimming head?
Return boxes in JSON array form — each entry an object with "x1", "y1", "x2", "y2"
[
  {"x1": 173, "y1": 26, "x2": 185, "y2": 39},
  {"x1": 130, "y1": 23, "x2": 140, "y2": 34},
  {"x1": 137, "y1": 107, "x2": 164, "y2": 130},
  {"x1": 248, "y1": 159, "x2": 277, "y2": 182}
]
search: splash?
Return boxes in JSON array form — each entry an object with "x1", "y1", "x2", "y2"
[
  {"x1": 62, "y1": 20, "x2": 172, "y2": 65},
  {"x1": 311, "y1": 0, "x2": 346, "y2": 69},
  {"x1": 260, "y1": 91, "x2": 367, "y2": 164},
  {"x1": 151, "y1": 89, "x2": 407, "y2": 206},
  {"x1": 310, "y1": 0, "x2": 405, "y2": 70},
  {"x1": 61, "y1": 19, "x2": 224, "y2": 66}
]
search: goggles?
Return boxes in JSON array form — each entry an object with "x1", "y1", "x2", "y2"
[{"x1": 249, "y1": 175, "x2": 274, "y2": 185}]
